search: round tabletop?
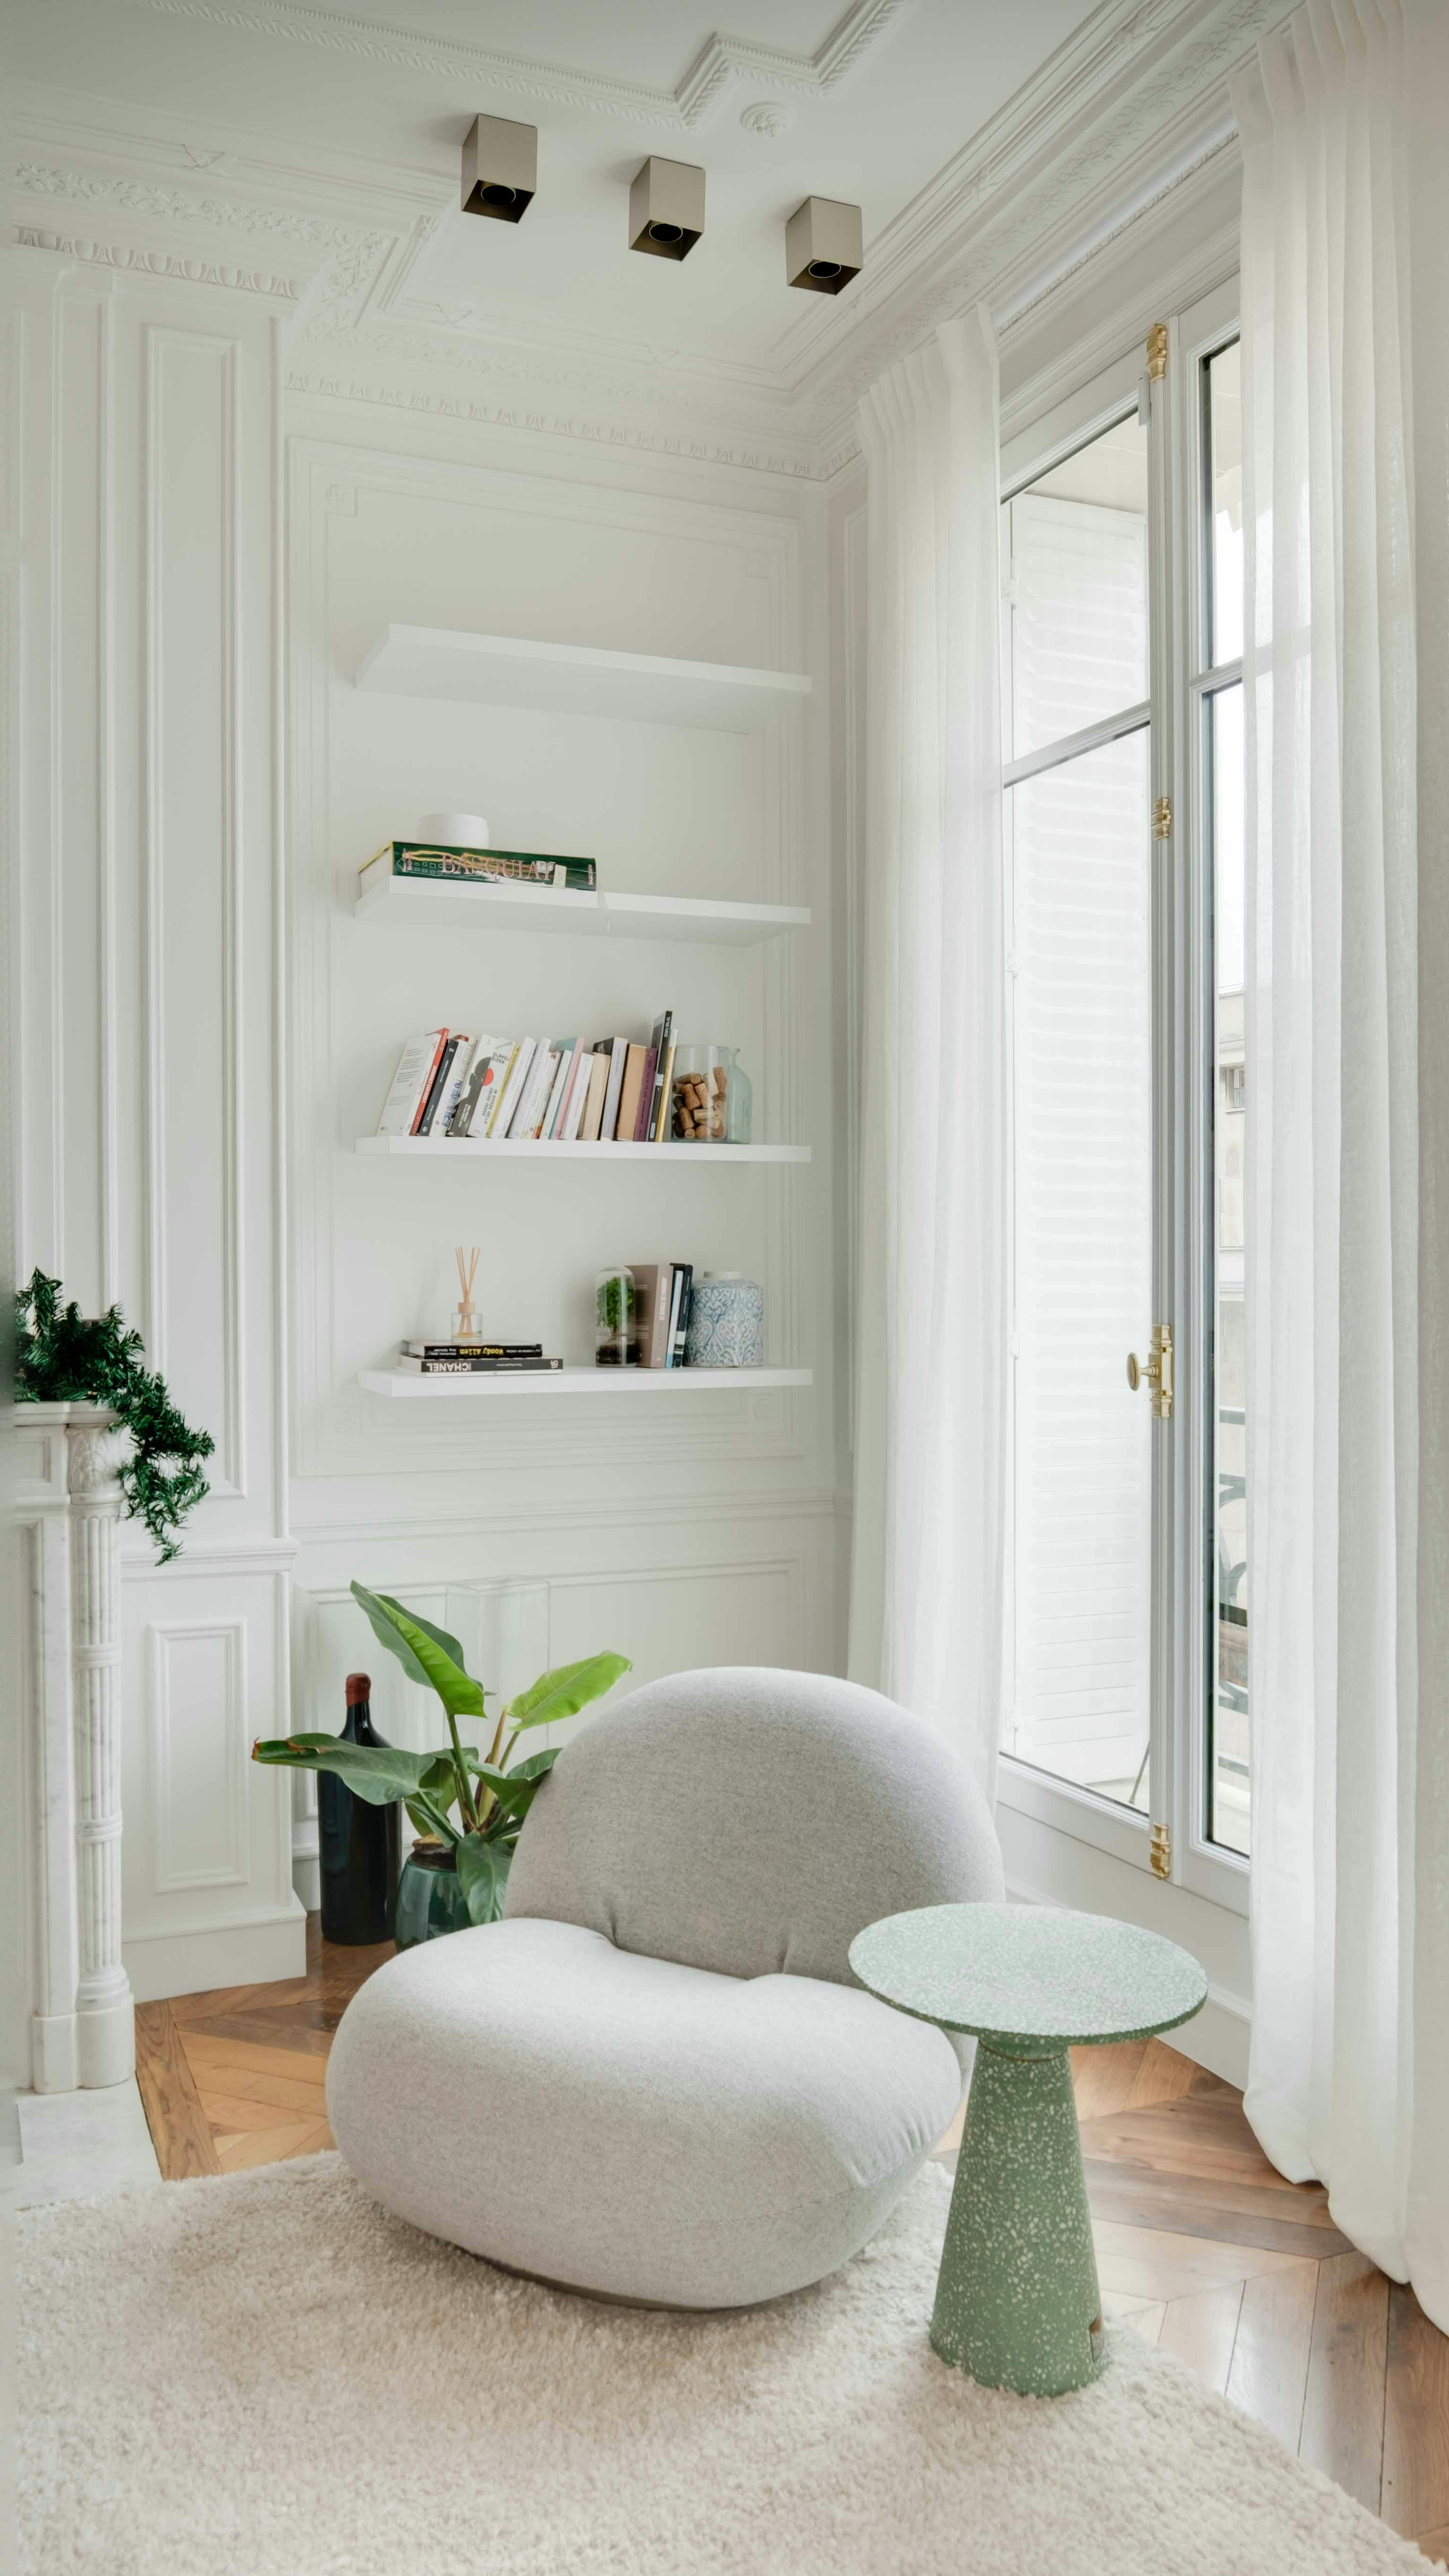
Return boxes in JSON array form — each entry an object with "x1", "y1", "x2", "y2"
[{"x1": 849, "y1": 1902, "x2": 1208, "y2": 2053}]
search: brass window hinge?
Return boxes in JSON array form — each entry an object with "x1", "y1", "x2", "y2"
[
  {"x1": 1153, "y1": 795, "x2": 1173, "y2": 839},
  {"x1": 1126, "y1": 1321, "x2": 1174, "y2": 1418},
  {"x1": 1147, "y1": 320, "x2": 1169, "y2": 379},
  {"x1": 1150, "y1": 1821, "x2": 1171, "y2": 1878}
]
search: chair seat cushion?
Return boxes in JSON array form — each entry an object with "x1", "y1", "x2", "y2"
[{"x1": 327, "y1": 1917, "x2": 963, "y2": 2309}]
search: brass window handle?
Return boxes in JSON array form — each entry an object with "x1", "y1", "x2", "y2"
[{"x1": 1126, "y1": 1323, "x2": 1174, "y2": 1419}]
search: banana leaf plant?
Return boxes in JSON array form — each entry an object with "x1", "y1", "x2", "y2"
[{"x1": 252, "y1": 1582, "x2": 630, "y2": 1926}]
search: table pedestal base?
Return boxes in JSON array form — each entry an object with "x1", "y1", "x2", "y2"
[{"x1": 931, "y1": 2041, "x2": 1105, "y2": 2396}]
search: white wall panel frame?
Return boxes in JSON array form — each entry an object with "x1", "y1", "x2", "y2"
[
  {"x1": 146, "y1": 1615, "x2": 249, "y2": 1894},
  {"x1": 142, "y1": 321, "x2": 246, "y2": 1497},
  {"x1": 839, "y1": 496, "x2": 866, "y2": 1458},
  {"x1": 122, "y1": 1558, "x2": 303, "y2": 1997},
  {"x1": 292, "y1": 1545, "x2": 813, "y2": 1753}
]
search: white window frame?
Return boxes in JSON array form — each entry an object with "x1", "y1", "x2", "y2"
[
  {"x1": 996, "y1": 280, "x2": 1248, "y2": 1921},
  {"x1": 1174, "y1": 273, "x2": 1249, "y2": 1914}
]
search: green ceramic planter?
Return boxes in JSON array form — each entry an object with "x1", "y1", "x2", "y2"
[{"x1": 393, "y1": 1841, "x2": 474, "y2": 1949}]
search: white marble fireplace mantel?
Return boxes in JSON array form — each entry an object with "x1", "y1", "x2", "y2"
[{"x1": 14, "y1": 1401, "x2": 136, "y2": 2092}]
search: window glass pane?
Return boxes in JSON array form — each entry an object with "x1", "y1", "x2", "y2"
[
  {"x1": 1006, "y1": 726, "x2": 1152, "y2": 1814},
  {"x1": 1004, "y1": 414, "x2": 1148, "y2": 762},
  {"x1": 1208, "y1": 342, "x2": 1242, "y2": 665},
  {"x1": 1210, "y1": 681, "x2": 1250, "y2": 1854}
]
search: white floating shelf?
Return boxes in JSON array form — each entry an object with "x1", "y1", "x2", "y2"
[
  {"x1": 354, "y1": 624, "x2": 812, "y2": 734},
  {"x1": 356, "y1": 1136, "x2": 810, "y2": 1163},
  {"x1": 354, "y1": 877, "x2": 810, "y2": 946},
  {"x1": 360, "y1": 1367, "x2": 812, "y2": 1399}
]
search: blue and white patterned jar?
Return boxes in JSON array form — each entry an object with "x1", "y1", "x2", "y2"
[{"x1": 684, "y1": 1273, "x2": 765, "y2": 1368}]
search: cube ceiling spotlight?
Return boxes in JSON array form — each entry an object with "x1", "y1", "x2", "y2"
[
  {"x1": 461, "y1": 114, "x2": 537, "y2": 223},
  {"x1": 629, "y1": 156, "x2": 705, "y2": 261},
  {"x1": 785, "y1": 196, "x2": 863, "y2": 295}
]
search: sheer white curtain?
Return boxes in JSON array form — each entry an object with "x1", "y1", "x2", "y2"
[
  {"x1": 1233, "y1": 0, "x2": 1448, "y2": 2328},
  {"x1": 846, "y1": 310, "x2": 1007, "y2": 1803}
]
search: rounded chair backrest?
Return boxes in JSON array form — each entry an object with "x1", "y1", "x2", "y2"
[{"x1": 503, "y1": 1665, "x2": 1003, "y2": 1985}]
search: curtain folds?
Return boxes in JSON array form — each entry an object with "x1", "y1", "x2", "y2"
[
  {"x1": 1233, "y1": 0, "x2": 1447, "y2": 2328},
  {"x1": 846, "y1": 310, "x2": 1007, "y2": 1806}
]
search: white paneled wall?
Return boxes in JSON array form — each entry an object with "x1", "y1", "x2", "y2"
[
  {"x1": 7, "y1": 243, "x2": 302, "y2": 2034},
  {"x1": 6, "y1": 241, "x2": 840, "y2": 2056}
]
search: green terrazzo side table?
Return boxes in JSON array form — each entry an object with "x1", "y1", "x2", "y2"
[{"x1": 849, "y1": 1903, "x2": 1207, "y2": 2398}]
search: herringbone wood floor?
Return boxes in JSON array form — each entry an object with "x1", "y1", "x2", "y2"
[{"x1": 136, "y1": 1917, "x2": 1449, "y2": 2566}]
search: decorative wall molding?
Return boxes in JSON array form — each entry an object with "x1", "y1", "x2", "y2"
[
  {"x1": 147, "y1": 1618, "x2": 249, "y2": 1893},
  {"x1": 292, "y1": 1489, "x2": 843, "y2": 1550},
  {"x1": 142, "y1": 324, "x2": 248, "y2": 1494},
  {"x1": 994, "y1": 119, "x2": 1236, "y2": 344},
  {"x1": 129, "y1": 0, "x2": 913, "y2": 131},
  {"x1": 15, "y1": 227, "x2": 301, "y2": 300},
  {"x1": 999, "y1": 212, "x2": 1241, "y2": 451},
  {"x1": 0, "y1": 294, "x2": 21, "y2": 556},
  {"x1": 283, "y1": 365, "x2": 822, "y2": 482},
  {"x1": 119, "y1": 1537, "x2": 301, "y2": 1572},
  {"x1": 841, "y1": 503, "x2": 865, "y2": 1456}
]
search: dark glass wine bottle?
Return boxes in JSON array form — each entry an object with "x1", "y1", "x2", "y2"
[{"x1": 319, "y1": 1672, "x2": 400, "y2": 1946}]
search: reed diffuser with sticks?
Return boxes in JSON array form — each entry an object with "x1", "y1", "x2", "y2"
[{"x1": 451, "y1": 1245, "x2": 483, "y2": 1345}]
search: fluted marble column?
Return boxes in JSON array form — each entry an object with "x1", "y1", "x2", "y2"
[
  {"x1": 24, "y1": 1404, "x2": 82, "y2": 2093},
  {"x1": 66, "y1": 1408, "x2": 135, "y2": 2088}
]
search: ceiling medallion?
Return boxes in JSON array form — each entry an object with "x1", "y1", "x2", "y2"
[{"x1": 740, "y1": 102, "x2": 795, "y2": 139}]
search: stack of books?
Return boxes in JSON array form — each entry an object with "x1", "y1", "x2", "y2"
[
  {"x1": 398, "y1": 1343, "x2": 562, "y2": 1377},
  {"x1": 362, "y1": 842, "x2": 597, "y2": 895},
  {"x1": 379, "y1": 1013, "x2": 677, "y2": 1144}
]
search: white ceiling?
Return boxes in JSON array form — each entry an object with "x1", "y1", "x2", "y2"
[{"x1": 5, "y1": 0, "x2": 1096, "y2": 377}]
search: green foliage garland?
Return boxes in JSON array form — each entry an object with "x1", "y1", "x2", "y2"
[{"x1": 14, "y1": 1268, "x2": 214, "y2": 1562}]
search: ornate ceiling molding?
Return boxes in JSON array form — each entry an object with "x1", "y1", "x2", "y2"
[
  {"x1": 8, "y1": 0, "x2": 1283, "y2": 483},
  {"x1": 784, "y1": 0, "x2": 1293, "y2": 462},
  {"x1": 14, "y1": 158, "x2": 367, "y2": 252},
  {"x1": 739, "y1": 103, "x2": 797, "y2": 139},
  {"x1": 129, "y1": 0, "x2": 914, "y2": 131}
]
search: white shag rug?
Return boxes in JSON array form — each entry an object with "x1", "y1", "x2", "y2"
[{"x1": 18, "y1": 2154, "x2": 1424, "y2": 2576}]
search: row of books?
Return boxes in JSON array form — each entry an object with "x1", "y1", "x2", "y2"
[
  {"x1": 397, "y1": 1342, "x2": 561, "y2": 1376},
  {"x1": 625, "y1": 1263, "x2": 697, "y2": 1370},
  {"x1": 362, "y1": 841, "x2": 597, "y2": 894},
  {"x1": 379, "y1": 1013, "x2": 677, "y2": 1145}
]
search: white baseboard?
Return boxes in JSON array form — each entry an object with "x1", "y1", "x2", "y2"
[
  {"x1": 1005, "y1": 1875, "x2": 1251, "y2": 2090},
  {"x1": 123, "y1": 1903, "x2": 308, "y2": 2005},
  {"x1": 292, "y1": 1853, "x2": 321, "y2": 1910},
  {"x1": 1180, "y1": 1983, "x2": 1251, "y2": 2090}
]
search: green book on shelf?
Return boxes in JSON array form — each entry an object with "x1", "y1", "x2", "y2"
[{"x1": 360, "y1": 842, "x2": 597, "y2": 895}]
